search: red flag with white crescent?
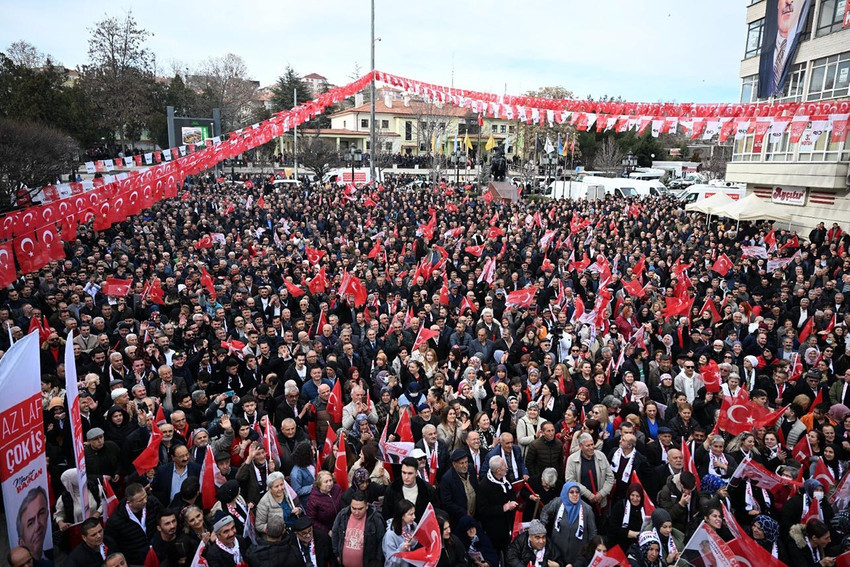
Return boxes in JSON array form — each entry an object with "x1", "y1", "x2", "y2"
[{"x1": 394, "y1": 503, "x2": 442, "y2": 567}]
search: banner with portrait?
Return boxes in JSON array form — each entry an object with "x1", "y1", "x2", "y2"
[
  {"x1": 0, "y1": 331, "x2": 52, "y2": 560},
  {"x1": 758, "y1": 0, "x2": 812, "y2": 98}
]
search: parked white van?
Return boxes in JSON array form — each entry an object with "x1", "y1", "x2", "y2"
[{"x1": 679, "y1": 183, "x2": 746, "y2": 204}]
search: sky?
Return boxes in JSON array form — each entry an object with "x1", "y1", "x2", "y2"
[{"x1": 0, "y1": 0, "x2": 748, "y2": 104}]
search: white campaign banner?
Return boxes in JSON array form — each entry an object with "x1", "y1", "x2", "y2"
[
  {"x1": 64, "y1": 335, "x2": 90, "y2": 520},
  {"x1": 0, "y1": 331, "x2": 52, "y2": 559}
]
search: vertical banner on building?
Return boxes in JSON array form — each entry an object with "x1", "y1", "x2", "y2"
[
  {"x1": 64, "y1": 334, "x2": 90, "y2": 520},
  {"x1": 758, "y1": 0, "x2": 812, "y2": 98},
  {"x1": 0, "y1": 331, "x2": 52, "y2": 560}
]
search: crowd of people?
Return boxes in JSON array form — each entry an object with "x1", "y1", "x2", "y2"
[{"x1": 3, "y1": 171, "x2": 850, "y2": 567}]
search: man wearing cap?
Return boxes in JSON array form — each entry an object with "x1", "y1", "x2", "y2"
[
  {"x1": 205, "y1": 514, "x2": 248, "y2": 567},
  {"x1": 505, "y1": 519, "x2": 562, "y2": 567},
  {"x1": 673, "y1": 358, "x2": 704, "y2": 405},
  {"x1": 84, "y1": 427, "x2": 121, "y2": 480},
  {"x1": 439, "y1": 448, "x2": 479, "y2": 524},
  {"x1": 245, "y1": 514, "x2": 289, "y2": 566}
]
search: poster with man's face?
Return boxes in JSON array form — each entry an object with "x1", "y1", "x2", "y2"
[
  {"x1": 758, "y1": 0, "x2": 812, "y2": 98},
  {"x1": 0, "y1": 333, "x2": 53, "y2": 560}
]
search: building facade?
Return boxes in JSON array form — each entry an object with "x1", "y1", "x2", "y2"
[{"x1": 726, "y1": 0, "x2": 849, "y2": 231}]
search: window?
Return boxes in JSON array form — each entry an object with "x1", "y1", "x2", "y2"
[
  {"x1": 765, "y1": 131, "x2": 793, "y2": 161},
  {"x1": 381, "y1": 119, "x2": 389, "y2": 129},
  {"x1": 732, "y1": 133, "x2": 760, "y2": 161},
  {"x1": 366, "y1": 141, "x2": 371, "y2": 150},
  {"x1": 491, "y1": 125, "x2": 498, "y2": 133},
  {"x1": 745, "y1": 18, "x2": 764, "y2": 58},
  {"x1": 797, "y1": 121, "x2": 842, "y2": 161},
  {"x1": 774, "y1": 63, "x2": 806, "y2": 102},
  {"x1": 405, "y1": 121, "x2": 412, "y2": 141},
  {"x1": 384, "y1": 142, "x2": 392, "y2": 151},
  {"x1": 361, "y1": 119, "x2": 369, "y2": 128},
  {"x1": 816, "y1": 0, "x2": 847, "y2": 36},
  {"x1": 808, "y1": 51, "x2": 850, "y2": 100},
  {"x1": 508, "y1": 125, "x2": 515, "y2": 133},
  {"x1": 740, "y1": 75, "x2": 758, "y2": 102},
  {"x1": 500, "y1": 125, "x2": 506, "y2": 133}
]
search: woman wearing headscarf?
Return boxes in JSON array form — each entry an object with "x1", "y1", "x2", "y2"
[
  {"x1": 820, "y1": 443, "x2": 845, "y2": 483},
  {"x1": 781, "y1": 478, "x2": 834, "y2": 534},
  {"x1": 630, "y1": 381, "x2": 650, "y2": 412},
  {"x1": 627, "y1": 531, "x2": 663, "y2": 567},
  {"x1": 54, "y1": 469, "x2": 103, "y2": 552},
  {"x1": 749, "y1": 514, "x2": 784, "y2": 562},
  {"x1": 741, "y1": 355, "x2": 760, "y2": 392},
  {"x1": 609, "y1": 482, "x2": 646, "y2": 551},
  {"x1": 699, "y1": 474, "x2": 734, "y2": 517},
  {"x1": 539, "y1": 481, "x2": 597, "y2": 566},
  {"x1": 649, "y1": 509, "x2": 683, "y2": 566}
]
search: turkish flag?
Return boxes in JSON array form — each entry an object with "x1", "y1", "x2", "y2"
[
  {"x1": 338, "y1": 272, "x2": 368, "y2": 307},
  {"x1": 717, "y1": 397, "x2": 769, "y2": 436},
  {"x1": 439, "y1": 280, "x2": 449, "y2": 306},
  {"x1": 14, "y1": 231, "x2": 46, "y2": 274},
  {"x1": 813, "y1": 457, "x2": 836, "y2": 488},
  {"x1": 586, "y1": 545, "x2": 628, "y2": 567},
  {"x1": 799, "y1": 317, "x2": 815, "y2": 342},
  {"x1": 506, "y1": 287, "x2": 537, "y2": 309},
  {"x1": 701, "y1": 359, "x2": 721, "y2": 393},
  {"x1": 37, "y1": 223, "x2": 64, "y2": 262},
  {"x1": 661, "y1": 296, "x2": 692, "y2": 319},
  {"x1": 308, "y1": 265, "x2": 327, "y2": 294},
  {"x1": 727, "y1": 532, "x2": 785, "y2": 567},
  {"x1": 764, "y1": 229, "x2": 777, "y2": 252},
  {"x1": 200, "y1": 446, "x2": 220, "y2": 510},
  {"x1": 320, "y1": 426, "x2": 337, "y2": 464},
  {"x1": 413, "y1": 327, "x2": 440, "y2": 351},
  {"x1": 629, "y1": 471, "x2": 656, "y2": 516},
  {"x1": 363, "y1": 196, "x2": 378, "y2": 207},
  {"x1": 622, "y1": 279, "x2": 645, "y2": 298},
  {"x1": 464, "y1": 244, "x2": 484, "y2": 257},
  {"x1": 200, "y1": 268, "x2": 216, "y2": 300},
  {"x1": 284, "y1": 279, "x2": 305, "y2": 297},
  {"x1": 395, "y1": 407, "x2": 414, "y2": 443},
  {"x1": 305, "y1": 247, "x2": 326, "y2": 264},
  {"x1": 102, "y1": 476, "x2": 119, "y2": 522},
  {"x1": 327, "y1": 378, "x2": 343, "y2": 425},
  {"x1": 780, "y1": 235, "x2": 800, "y2": 250},
  {"x1": 0, "y1": 241, "x2": 16, "y2": 288},
  {"x1": 802, "y1": 493, "x2": 823, "y2": 524},
  {"x1": 699, "y1": 297, "x2": 722, "y2": 323},
  {"x1": 632, "y1": 255, "x2": 646, "y2": 278},
  {"x1": 394, "y1": 503, "x2": 442, "y2": 567},
  {"x1": 334, "y1": 449, "x2": 350, "y2": 491},
  {"x1": 460, "y1": 296, "x2": 477, "y2": 314},
  {"x1": 103, "y1": 277, "x2": 133, "y2": 297},
  {"x1": 486, "y1": 226, "x2": 504, "y2": 239},
  {"x1": 792, "y1": 433, "x2": 813, "y2": 464},
  {"x1": 133, "y1": 431, "x2": 162, "y2": 475},
  {"x1": 681, "y1": 439, "x2": 701, "y2": 491},
  {"x1": 195, "y1": 235, "x2": 213, "y2": 249},
  {"x1": 368, "y1": 238, "x2": 381, "y2": 259},
  {"x1": 144, "y1": 546, "x2": 160, "y2": 567}
]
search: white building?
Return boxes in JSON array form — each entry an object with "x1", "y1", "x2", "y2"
[{"x1": 726, "y1": 0, "x2": 849, "y2": 232}]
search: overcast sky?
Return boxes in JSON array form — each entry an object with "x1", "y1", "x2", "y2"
[{"x1": 1, "y1": 0, "x2": 747, "y2": 103}]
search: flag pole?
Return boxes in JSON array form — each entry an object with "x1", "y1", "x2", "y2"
[{"x1": 293, "y1": 88, "x2": 298, "y2": 183}]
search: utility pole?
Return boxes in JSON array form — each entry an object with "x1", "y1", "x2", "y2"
[
  {"x1": 293, "y1": 88, "x2": 298, "y2": 182},
  {"x1": 369, "y1": 0, "x2": 376, "y2": 183}
]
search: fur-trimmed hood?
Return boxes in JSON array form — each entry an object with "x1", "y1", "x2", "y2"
[{"x1": 789, "y1": 523, "x2": 807, "y2": 549}]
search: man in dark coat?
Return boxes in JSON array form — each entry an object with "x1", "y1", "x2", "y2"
[
  {"x1": 505, "y1": 520, "x2": 564, "y2": 567},
  {"x1": 439, "y1": 449, "x2": 480, "y2": 524},
  {"x1": 244, "y1": 515, "x2": 290, "y2": 567},
  {"x1": 104, "y1": 483, "x2": 165, "y2": 566},
  {"x1": 476, "y1": 455, "x2": 518, "y2": 553},
  {"x1": 64, "y1": 518, "x2": 107, "y2": 567},
  {"x1": 382, "y1": 456, "x2": 439, "y2": 521},
  {"x1": 330, "y1": 494, "x2": 384, "y2": 567},
  {"x1": 205, "y1": 514, "x2": 249, "y2": 567}
]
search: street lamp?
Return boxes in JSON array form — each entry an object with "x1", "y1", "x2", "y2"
[
  {"x1": 345, "y1": 146, "x2": 363, "y2": 185},
  {"x1": 451, "y1": 150, "x2": 463, "y2": 186},
  {"x1": 540, "y1": 152, "x2": 556, "y2": 187},
  {"x1": 621, "y1": 151, "x2": 637, "y2": 176}
]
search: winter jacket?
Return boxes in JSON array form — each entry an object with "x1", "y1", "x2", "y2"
[
  {"x1": 244, "y1": 537, "x2": 290, "y2": 567},
  {"x1": 104, "y1": 495, "x2": 165, "y2": 565},
  {"x1": 525, "y1": 435, "x2": 564, "y2": 482},
  {"x1": 505, "y1": 532, "x2": 564, "y2": 567},
  {"x1": 564, "y1": 450, "x2": 615, "y2": 508},
  {"x1": 305, "y1": 484, "x2": 343, "y2": 533},
  {"x1": 656, "y1": 474, "x2": 702, "y2": 537},
  {"x1": 330, "y1": 504, "x2": 386, "y2": 567}
]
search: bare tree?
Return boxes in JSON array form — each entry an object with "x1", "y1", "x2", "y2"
[
  {"x1": 592, "y1": 136, "x2": 624, "y2": 174},
  {"x1": 193, "y1": 53, "x2": 259, "y2": 131},
  {"x1": 0, "y1": 117, "x2": 79, "y2": 210},
  {"x1": 702, "y1": 146, "x2": 731, "y2": 180},
  {"x1": 5, "y1": 40, "x2": 45, "y2": 68},
  {"x1": 81, "y1": 11, "x2": 156, "y2": 149},
  {"x1": 298, "y1": 131, "x2": 336, "y2": 180}
]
